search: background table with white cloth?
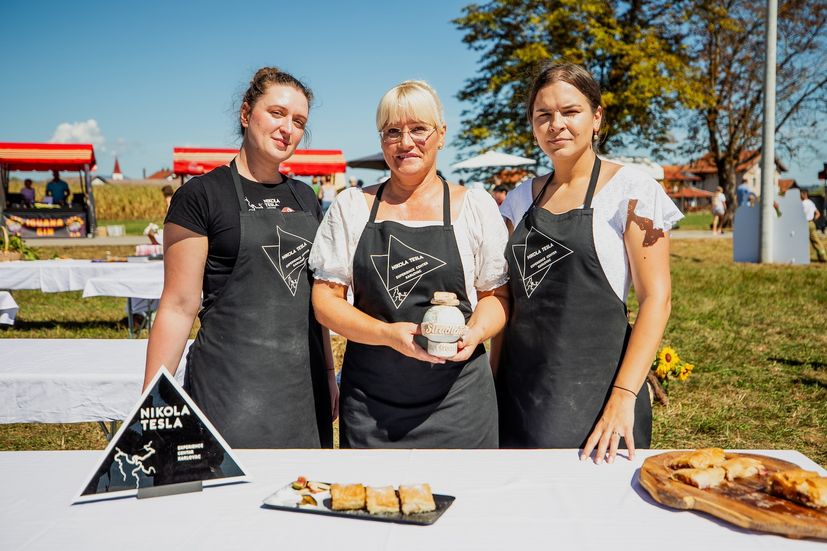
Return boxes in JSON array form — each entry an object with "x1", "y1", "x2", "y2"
[
  {"x1": 0, "y1": 258, "x2": 164, "y2": 336},
  {"x1": 0, "y1": 339, "x2": 189, "y2": 425},
  {"x1": 0, "y1": 448, "x2": 824, "y2": 550},
  {"x1": 0, "y1": 258, "x2": 163, "y2": 293}
]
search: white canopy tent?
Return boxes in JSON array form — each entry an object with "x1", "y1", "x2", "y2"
[{"x1": 452, "y1": 150, "x2": 536, "y2": 169}]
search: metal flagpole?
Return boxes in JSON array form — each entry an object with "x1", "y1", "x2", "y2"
[{"x1": 759, "y1": 0, "x2": 778, "y2": 263}]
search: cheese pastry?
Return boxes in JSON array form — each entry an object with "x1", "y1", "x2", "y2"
[
  {"x1": 399, "y1": 483, "x2": 437, "y2": 515},
  {"x1": 330, "y1": 483, "x2": 366, "y2": 511},
  {"x1": 768, "y1": 469, "x2": 827, "y2": 509},
  {"x1": 366, "y1": 486, "x2": 400, "y2": 515},
  {"x1": 672, "y1": 467, "x2": 726, "y2": 489},
  {"x1": 669, "y1": 448, "x2": 726, "y2": 469},
  {"x1": 721, "y1": 457, "x2": 766, "y2": 481}
]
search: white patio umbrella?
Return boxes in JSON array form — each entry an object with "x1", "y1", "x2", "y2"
[{"x1": 451, "y1": 150, "x2": 536, "y2": 169}]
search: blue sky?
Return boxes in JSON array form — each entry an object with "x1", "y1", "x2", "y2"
[{"x1": 1, "y1": 0, "x2": 824, "y2": 186}]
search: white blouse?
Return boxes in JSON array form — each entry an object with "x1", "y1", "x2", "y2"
[
  {"x1": 309, "y1": 187, "x2": 509, "y2": 308},
  {"x1": 499, "y1": 165, "x2": 683, "y2": 302}
]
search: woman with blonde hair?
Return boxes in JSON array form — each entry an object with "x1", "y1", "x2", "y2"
[
  {"x1": 310, "y1": 80, "x2": 509, "y2": 448},
  {"x1": 497, "y1": 62, "x2": 682, "y2": 462}
]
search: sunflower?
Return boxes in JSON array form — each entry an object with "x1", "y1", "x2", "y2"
[
  {"x1": 655, "y1": 361, "x2": 670, "y2": 380},
  {"x1": 658, "y1": 346, "x2": 680, "y2": 372},
  {"x1": 678, "y1": 363, "x2": 694, "y2": 382}
]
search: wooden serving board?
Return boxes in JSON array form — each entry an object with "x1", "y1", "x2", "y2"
[{"x1": 639, "y1": 451, "x2": 827, "y2": 540}]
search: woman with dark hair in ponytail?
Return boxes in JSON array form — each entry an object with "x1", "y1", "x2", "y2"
[
  {"x1": 496, "y1": 62, "x2": 682, "y2": 463},
  {"x1": 143, "y1": 67, "x2": 336, "y2": 449}
]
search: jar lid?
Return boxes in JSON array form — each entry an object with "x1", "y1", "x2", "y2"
[{"x1": 431, "y1": 291, "x2": 460, "y2": 306}]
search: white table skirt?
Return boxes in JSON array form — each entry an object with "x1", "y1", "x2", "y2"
[
  {"x1": 0, "y1": 259, "x2": 163, "y2": 293},
  {"x1": 0, "y1": 449, "x2": 823, "y2": 550},
  {"x1": 0, "y1": 339, "x2": 189, "y2": 423},
  {"x1": 82, "y1": 276, "x2": 163, "y2": 300},
  {"x1": 0, "y1": 290, "x2": 18, "y2": 324}
]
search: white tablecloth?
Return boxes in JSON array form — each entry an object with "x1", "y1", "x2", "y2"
[
  {"x1": 0, "y1": 449, "x2": 823, "y2": 550},
  {"x1": 0, "y1": 259, "x2": 163, "y2": 293},
  {"x1": 0, "y1": 339, "x2": 189, "y2": 423},
  {"x1": 0, "y1": 290, "x2": 18, "y2": 324}
]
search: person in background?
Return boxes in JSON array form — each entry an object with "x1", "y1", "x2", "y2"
[
  {"x1": 492, "y1": 184, "x2": 510, "y2": 207},
  {"x1": 20, "y1": 179, "x2": 35, "y2": 206},
  {"x1": 310, "y1": 80, "x2": 508, "y2": 449},
  {"x1": 801, "y1": 188, "x2": 826, "y2": 263},
  {"x1": 318, "y1": 175, "x2": 337, "y2": 214},
  {"x1": 736, "y1": 180, "x2": 756, "y2": 207},
  {"x1": 356, "y1": 179, "x2": 364, "y2": 189},
  {"x1": 711, "y1": 186, "x2": 726, "y2": 234},
  {"x1": 144, "y1": 66, "x2": 336, "y2": 449},
  {"x1": 348, "y1": 176, "x2": 358, "y2": 189},
  {"x1": 496, "y1": 62, "x2": 682, "y2": 463},
  {"x1": 310, "y1": 176, "x2": 322, "y2": 202},
  {"x1": 45, "y1": 170, "x2": 70, "y2": 205}
]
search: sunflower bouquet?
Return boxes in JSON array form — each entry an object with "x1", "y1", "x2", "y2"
[{"x1": 646, "y1": 346, "x2": 693, "y2": 405}]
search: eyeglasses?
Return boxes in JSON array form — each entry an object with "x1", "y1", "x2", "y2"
[{"x1": 380, "y1": 125, "x2": 437, "y2": 144}]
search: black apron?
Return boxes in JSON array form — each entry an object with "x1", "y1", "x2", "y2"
[
  {"x1": 340, "y1": 180, "x2": 498, "y2": 449},
  {"x1": 184, "y1": 160, "x2": 332, "y2": 449},
  {"x1": 498, "y1": 157, "x2": 651, "y2": 448}
]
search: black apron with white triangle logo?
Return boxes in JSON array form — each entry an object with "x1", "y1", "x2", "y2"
[
  {"x1": 183, "y1": 160, "x2": 332, "y2": 449},
  {"x1": 498, "y1": 158, "x2": 652, "y2": 448},
  {"x1": 340, "y1": 180, "x2": 498, "y2": 448}
]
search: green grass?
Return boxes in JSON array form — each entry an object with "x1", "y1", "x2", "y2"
[
  {"x1": 1, "y1": 240, "x2": 825, "y2": 466},
  {"x1": 98, "y1": 219, "x2": 161, "y2": 236},
  {"x1": 674, "y1": 211, "x2": 712, "y2": 231}
]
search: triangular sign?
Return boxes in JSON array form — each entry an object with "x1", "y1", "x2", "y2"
[
  {"x1": 74, "y1": 368, "x2": 246, "y2": 503},
  {"x1": 262, "y1": 226, "x2": 312, "y2": 296}
]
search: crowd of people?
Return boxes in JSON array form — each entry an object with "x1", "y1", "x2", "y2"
[{"x1": 140, "y1": 62, "x2": 685, "y2": 461}]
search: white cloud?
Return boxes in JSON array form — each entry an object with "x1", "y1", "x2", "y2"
[{"x1": 50, "y1": 119, "x2": 106, "y2": 151}]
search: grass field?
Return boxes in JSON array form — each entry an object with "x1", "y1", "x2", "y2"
[{"x1": 1, "y1": 239, "x2": 825, "y2": 466}]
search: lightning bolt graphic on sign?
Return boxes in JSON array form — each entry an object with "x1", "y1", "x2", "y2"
[
  {"x1": 512, "y1": 227, "x2": 573, "y2": 298},
  {"x1": 371, "y1": 235, "x2": 447, "y2": 309},
  {"x1": 262, "y1": 226, "x2": 313, "y2": 296}
]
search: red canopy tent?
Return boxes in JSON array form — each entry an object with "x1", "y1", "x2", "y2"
[
  {"x1": 172, "y1": 147, "x2": 346, "y2": 180},
  {"x1": 0, "y1": 142, "x2": 98, "y2": 237}
]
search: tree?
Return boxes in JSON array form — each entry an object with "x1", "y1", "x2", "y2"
[
  {"x1": 679, "y1": 0, "x2": 827, "y2": 215},
  {"x1": 452, "y1": 0, "x2": 698, "y2": 165}
]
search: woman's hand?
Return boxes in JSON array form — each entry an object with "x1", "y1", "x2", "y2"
[
  {"x1": 445, "y1": 325, "x2": 482, "y2": 362},
  {"x1": 580, "y1": 389, "x2": 637, "y2": 464},
  {"x1": 327, "y1": 369, "x2": 339, "y2": 422},
  {"x1": 382, "y1": 322, "x2": 446, "y2": 364}
]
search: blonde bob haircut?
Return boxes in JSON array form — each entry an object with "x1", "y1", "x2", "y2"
[{"x1": 376, "y1": 80, "x2": 446, "y2": 131}]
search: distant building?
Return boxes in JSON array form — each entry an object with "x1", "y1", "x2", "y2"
[
  {"x1": 147, "y1": 168, "x2": 176, "y2": 180},
  {"x1": 112, "y1": 157, "x2": 123, "y2": 181},
  {"x1": 677, "y1": 151, "x2": 786, "y2": 195}
]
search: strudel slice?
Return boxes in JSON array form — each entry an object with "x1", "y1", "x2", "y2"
[
  {"x1": 366, "y1": 486, "x2": 400, "y2": 514},
  {"x1": 669, "y1": 448, "x2": 726, "y2": 469},
  {"x1": 721, "y1": 457, "x2": 766, "y2": 481},
  {"x1": 399, "y1": 483, "x2": 437, "y2": 514},
  {"x1": 672, "y1": 467, "x2": 726, "y2": 489},
  {"x1": 330, "y1": 483, "x2": 366, "y2": 511},
  {"x1": 768, "y1": 469, "x2": 827, "y2": 509}
]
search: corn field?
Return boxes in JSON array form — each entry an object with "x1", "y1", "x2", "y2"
[{"x1": 7, "y1": 179, "x2": 171, "y2": 220}]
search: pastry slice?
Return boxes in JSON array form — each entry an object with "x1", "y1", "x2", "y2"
[
  {"x1": 672, "y1": 467, "x2": 726, "y2": 489},
  {"x1": 399, "y1": 483, "x2": 437, "y2": 515},
  {"x1": 669, "y1": 448, "x2": 726, "y2": 469},
  {"x1": 768, "y1": 469, "x2": 827, "y2": 509},
  {"x1": 721, "y1": 457, "x2": 766, "y2": 481},
  {"x1": 366, "y1": 486, "x2": 400, "y2": 515},
  {"x1": 330, "y1": 483, "x2": 366, "y2": 511}
]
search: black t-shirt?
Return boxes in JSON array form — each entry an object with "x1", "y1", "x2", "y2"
[{"x1": 165, "y1": 165, "x2": 322, "y2": 311}]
